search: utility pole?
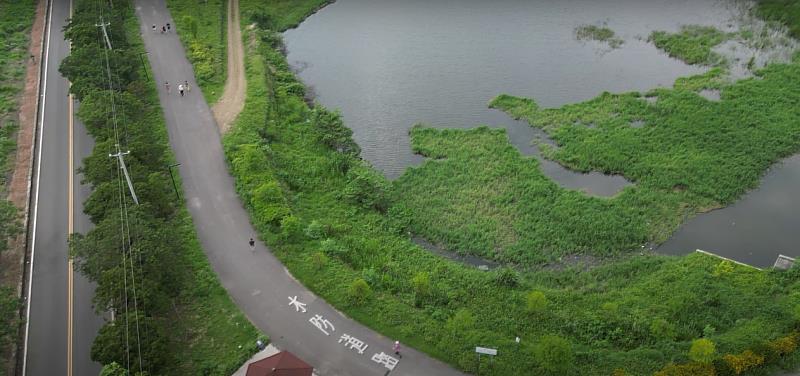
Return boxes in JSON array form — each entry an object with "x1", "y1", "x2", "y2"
[
  {"x1": 167, "y1": 163, "x2": 181, "y2": 200},
  {"x1": 110, "y1": 145, "x2": 139, "y2": 205},
  {"x1": 95, "y1": 19, "x2": 112, "y2": 50}
]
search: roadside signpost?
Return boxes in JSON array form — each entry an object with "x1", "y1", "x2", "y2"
[{"x1": 475, "y1": 346, "x2": 497, "y2": 375}]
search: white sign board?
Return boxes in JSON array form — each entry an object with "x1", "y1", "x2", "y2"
[{"x1": 475, "y1": 347, "x2": 497, "y2": 356}]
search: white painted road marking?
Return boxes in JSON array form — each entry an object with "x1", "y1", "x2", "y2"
[
  {"x1": 308, "y1": 314, "x2": 335, "y2": 336},
  {"x1": 288, "y1": 295, "x2": 307, "y2": 313}
]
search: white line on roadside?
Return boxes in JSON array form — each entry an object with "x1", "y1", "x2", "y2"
[{"x1": 22, "y1": 0, "x2": 53, "y2": 374}]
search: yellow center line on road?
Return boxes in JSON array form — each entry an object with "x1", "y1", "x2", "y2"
[
  {"x1": 67, "y1": 92, "x2": 74, "y2": 376},
  {"x1": 67, "y1": 1, "x2": 74, "y2": 375}
]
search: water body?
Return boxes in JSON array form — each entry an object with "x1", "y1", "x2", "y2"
[
  {"x1": 282, "y1": 0, "x2": 727, "y2": 188},
  {"x1": 284, "y1": 0, "x2": 799, "y2": 266},
  {"x1": 659, "y1": 155, "x2": 800, "y2": 268}
]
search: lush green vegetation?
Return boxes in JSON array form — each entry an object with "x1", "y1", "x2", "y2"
[
  {"x1": 576, "y1": 24, "x2": 624, "y2": 49},
  {"x1": 758, "y1": 0, "x2": 800, "y2": 39},
  {"x1": 482, "y1": 54, "x2": 800, "y2": 264},
  {"x1": 204, "y1": 2, "x2": 800, "y2": 375},
  {"x1": 0, "y1": 0, "x2": 35, "y2": 373},
  {"x1": 61, "y1": 1, "x2": 260, "y2": 374},
  {"x1": 649, "y1": 25, "x2": 732, "y2": 66},
  {"x1": 164, "y1": 0, "x2": 227, "y2": 103}
]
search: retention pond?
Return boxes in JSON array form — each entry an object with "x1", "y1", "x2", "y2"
[{"x1": 283, "y1": 0, "x2": 799, "y2": 267}]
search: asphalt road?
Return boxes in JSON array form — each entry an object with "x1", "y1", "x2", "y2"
[
  {"x1": 23, "y1": 0, "x2": 104, "y2": 375},
  {"x1": 135, "y1": 1, "x2": 465, "y2": 375}
]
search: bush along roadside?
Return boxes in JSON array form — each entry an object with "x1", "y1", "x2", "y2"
[
  {"x1": 164, "y1": 0, "x2": 227, "y2": 104},
  {"x1": 211, "y1": 7, "x2": 800, "y2": 376},
  {"x1": 60, "y1": 1, "x2": 260, "y2": 375},
  {"x1": 0, "y1": 0, "x2": 36, "y2": 373}
]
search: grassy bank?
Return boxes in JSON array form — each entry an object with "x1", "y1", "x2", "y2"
[
  {"x1": 62, "y1": 1, "x2": 260, "y2": 374},
  {"x1": 0, "y1": 0, "x2": 36, "y2": 373},
  {"x1": 758, "y1": 0, "x2": 800, "y2": 39},
  {"x1": 197, "y1": 2, "x2": 800, "y2": 375},
  {"x1": 164, "y1": 0, "x2": 227, "y2": 103}
]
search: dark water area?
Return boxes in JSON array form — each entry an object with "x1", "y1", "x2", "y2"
[
  {"x1": 282, "y1": 0, "x2": 722, "y2": 187},
  {"x1": 283, "y1": 0, "x2": 799, "y2": 266},
  {"x1": 658, "y1": 155, "x2": 800, "y2": 268}
]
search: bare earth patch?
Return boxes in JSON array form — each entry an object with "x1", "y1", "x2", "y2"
[{"x1": 211, "y1": 0, "x2": 246, "y2": 133}]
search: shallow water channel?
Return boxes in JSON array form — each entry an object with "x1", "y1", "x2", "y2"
[{"x1": 283, "y1": 0, "x2": 799, "y2": 267}]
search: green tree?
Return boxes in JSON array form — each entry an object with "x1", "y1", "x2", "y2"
[
  {"x1": 525, "y1": 290, "x2": 549, "y2": 315},
  {"x1": 347, "y1": 279, "x2": 372, "y2": 305},
  {"x1": 650, "y1": 318, "x2": 677, "y2": 341},
  {"x1": 689, "y1": 338, "x2": 716, "y2": 364},
  {"x1": 311, "y1": 107, "x2": 360, "y2": 156},
  {"x1": 100, "y1": 362, "x2": 128, "y2": 376},
  {"x1": 343, "y1": 162, "x2": 389, "y2": 211},
  {"x1": 533, "y1": 335, "x2": 574, "y2": 374}
]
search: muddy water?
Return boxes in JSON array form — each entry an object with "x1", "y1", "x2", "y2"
[{"x1": 283, "y1": 0, "x2": 799, "y2": 265}]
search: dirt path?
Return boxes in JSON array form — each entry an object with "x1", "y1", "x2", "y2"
[{"x1": 211, "y1": 0, "x2": 245, "y2": 133}]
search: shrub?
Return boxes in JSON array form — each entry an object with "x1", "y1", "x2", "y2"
[
  {"x1": 304, "y1": 220, "x2": 325, "y2": 239},
  {"x1": 525, "y1": 290, "x2": 549, "y2": 315},
  {"x1": 493, "y1": 267, "x2": 520, "y2": 288},
  {"x1": 343, "y1": 162, "x2": 389, "y2": 211},
  {"x1": 655, "y1": 362, "x2": 715, "y2": 376},
  {"x1": 446, "y1": 308, "x2": 475, "y2": 336},
  {"x1": 722, "y1": 350, "x2": 764, "y2": 374},
  {"x1": 689, "y1": 338, "x2": 716, "y2": 364},
  {"x1": 411, "y1": 272, "x2": 431, "y2": 300},
  {"x1": 533, "y1": 335, "x2": 573, "y2": 374},
  {"x1": 279, "y1": 215, "x2": 302, "y2": 239},
  {"x1": 311, "y1": 251, "x2": 328, "y2": 270},
  {"x1": 347, "y1": 278, "x2": 372, "y2": 305},
  {"x1": 650, "y1": 318, "x2": 677, "y2": 341}
]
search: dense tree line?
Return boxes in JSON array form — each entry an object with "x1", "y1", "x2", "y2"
[{"x1": 60, "y1": 1, "x2": 215, "y2": 374}]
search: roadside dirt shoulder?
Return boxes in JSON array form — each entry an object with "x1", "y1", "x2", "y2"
[
  {"x1": 211, "y1": 0, "x2": 246, "y2": 133},
  {"x1": 1, "y1": 0, "x2": 47, "y2": 373}
]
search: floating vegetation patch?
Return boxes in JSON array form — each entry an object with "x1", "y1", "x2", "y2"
[
  {"x1": 649, "y1": 25, "x2": 733, "y2": 66},
  {"x1": 575, "y1": 23, "x2": 624, "y2": 49}
]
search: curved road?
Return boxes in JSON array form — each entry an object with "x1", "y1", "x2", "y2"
[{"x1": 135, "y1": 0, "x2": 464, "y2": 375}]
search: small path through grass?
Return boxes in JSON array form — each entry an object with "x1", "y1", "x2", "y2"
[{"x1": 211, "y1": 0, "x2": 245, "y2": 133}]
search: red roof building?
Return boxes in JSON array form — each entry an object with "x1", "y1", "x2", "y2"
[{"x1": 245, "y1": 351, "x2": 314, "y2": 376}]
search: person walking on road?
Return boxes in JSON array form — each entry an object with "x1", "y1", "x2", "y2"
[
  {"x1": 161, "y1": 25, "x2": 166, "y2": 33},
  {"x1": 167, "y1": 22, "x2": 171, "y2": 32},
  {"x1": 393, "y1": 341, "x2": 402, "y2": 358},
  {"x1": 249, "y1": 238, "x2": 255, "y2": 251},
  {"x1": 152, "y1": 24, "x2": 156, "y2": 33},
  {"x1": 184, "y1": 80, "x2": 190, "y2": 93},
  {"x1": 178, "y1": 83, "x2": 185, "y2": 97},
  {"x1": 164, "y1": 81, "x2": 170, "y2": 94}
]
